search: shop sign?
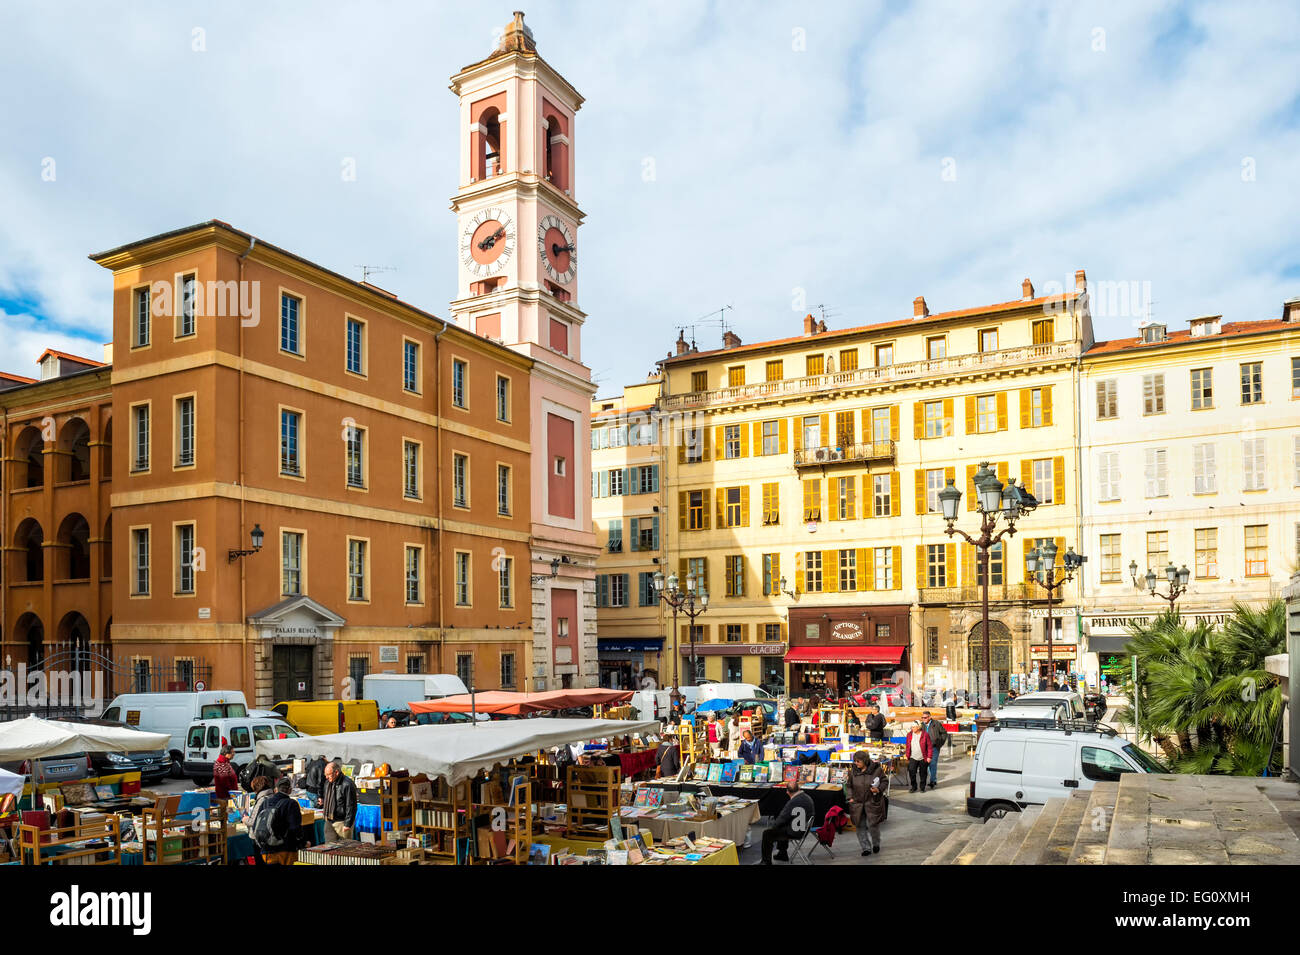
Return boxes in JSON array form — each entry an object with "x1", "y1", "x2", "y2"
[
  {"x1": 1028, "y1": 608, "x2": 1077, "y2": 619},
  {"x1": 746, "y1": 644, "x2": 786, "y2": 655},
  {"x1": 830, "y1": 621, "x2": 863, "y2": 641},
  {"x1": 1085, "y1": 611, "x2": 1230, "y2": 635},
  {"x1": 273, "y1": 625, "x2": 320, "y2": 640},
  {"x1": 1098, "y1": 653, "x2": 1129, "y2": 675},
  {"x1": 1030, "y1": 644, "x2": 1078, "y2": 660}
]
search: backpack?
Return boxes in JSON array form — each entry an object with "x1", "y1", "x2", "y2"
[
  {"x1": 254, "y1": 794, "x2": 299, "y2": 850},
  {"x1": 240, "y1": 757, "x2": 279, "y2": 792}
]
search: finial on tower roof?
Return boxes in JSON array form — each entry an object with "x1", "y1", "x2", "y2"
[{"x1": 496, "y1": 11, "x2": 536, "y2": 54}]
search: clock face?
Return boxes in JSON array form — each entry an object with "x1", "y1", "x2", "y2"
[
  {"x1": 461, "y1": 207, "x2": 516, "y2": 278},
  {"x1": 537, "y1": 214, "x2": 576, "y2": 285}
]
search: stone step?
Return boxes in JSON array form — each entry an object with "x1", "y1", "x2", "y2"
[
  {"x1": 1041, "y1": 790, "x2": 1092, "y2": 865},
  {"x1": 1011, "y1": 798, "x2": 1066, "y2": 865},
  {"x1": 1068, "y1": 781, "x2": 1120, "y2": 865},
  {"x1": 1105, "y1": 774, "x2": 1153, "y2": 865},
  {"x1": 988, "y1": 805, "x2": 1043, "y2": 865},
  {"x1": 970, "y1": 813, "x2": 1021, "y2": 864},
  {"x1": 953, "y1": 816, "x2": 1001, "y2": 865},
  {"x1": 921, "y1": 826, "x2": 975, "y2": 866}
]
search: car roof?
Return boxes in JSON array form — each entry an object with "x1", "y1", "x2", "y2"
[{"x1": 1012, "y1": 691, "x2": 1080, "y2": 701}]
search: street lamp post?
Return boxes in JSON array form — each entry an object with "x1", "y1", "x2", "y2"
[
  {"x1": 1128, "y1": 560, "x2": 1190, "y2": 611},
  {"x1": 653, "y1": 570, "x2": 709, "y2": 695},
  {"x1": 937, "y1": 462, "x2": 1037, "y2": 728},
  {"x1": 1026, "y1": 543, "x2": 1086, "y2": 690}
]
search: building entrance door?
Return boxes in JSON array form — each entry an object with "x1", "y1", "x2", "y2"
[{"x1": 273, "y1": 645, "x2": 314, "y2": 701}]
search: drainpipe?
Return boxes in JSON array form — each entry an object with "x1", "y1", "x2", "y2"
[
  {"x1": 2, "y1": 406, "x2": 7, "y2": 665},
  {"x1": 434, "y1": 320, "x2": 449, "y2": 674},
  {"x1": 237, "y1": 237, "x2": 256, "y2": 698},
  {"x1": 1072, "y1": 303, "x2": 1087, "y2": 668}
]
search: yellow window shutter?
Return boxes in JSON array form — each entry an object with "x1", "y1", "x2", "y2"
[
  {"x1": 890, "y1": 471, "x2": 901, "y2": 517},
  {"x1": 998, "y1": 461, "x2": 1010, "y2": 486},
  {"x1": 1053, "y1": 456, "x2": 1065, "y2": 504},
  {"x1": 1019, "y1": 388, "x2": 1031, "y2": 429},
  {"x1": 677, "y1": 435, "x2": 685, "y2": 465},
  {"x1": 740, "y1": 484, "x2": 750, "y2": 526},
  {"x1": 914, "y1": 470, "x2": 925, "y2": 515},
  {"x1": 962, "y1": 542, "x2": 974, "y2": 587},
  {"x1": 819, "y1": 413, "x2": 829, "y2": 446},
  {"x1": 702, "y1": 427, "x2": 711, "y2": 462},
  {"x1": 892, "y1": 546, "x2": 902, "y2": 589},
  {"x1": 916, "y1": 544, "x2": 926, "y2": 586},
  {"x1": 779, "y1": 417, "x2": 789, "y2": 454},
  {"x1": 996, "y1": 392, "x2": 1008, "y2": 431},
  {"x1": 944, "y1": 465, "x2": 955, "y2": 489},
  {"x1": 846, "y1": 479, "x2": 856, "y2": 520},
  {"x1": 824, "y1": 550, "x2": 839, "y2": 592},
  {"x1": 1042, "y1": 386, "x2": 1053, "y2": 426},
  {"x1": 913, "y1": 401, "x2": 924, "y2": 440},
  {"x1": 751, "y1": 421, "x2": 761, "y2": 455},
  {"x1": 782, "y1": 621, "x2": 789, "y2": 642},
  {"x1": 890, "y1": 404, "x2": 900, "y2": 442},
  {"x1": 1022, "y1": 538, "x2": 1030, "y2": 578},
  {"x1": 966, "y1": 463, "x2": 977, "y2": 512},
  {"x1": 945, "y1": 543, "x2": 956, "y2": 582},
  {"x1": 703, "y1": 494, "x2": 711, "y2": 530},
  {"x1": 943, "y1": 397, "x2": 954, "y2": 436},
  {"x1": 740, "y1": 422, "x2": 750, "y2": 457},
  {"x1": 857, "y1": 548, "x2": 869, "y2": 591},
  {"x1": 678, "y1": 491, "x2": 687, "y2": 530},
  {"x1": 1055, "y1": 537, "x2": 1066, "y2": 571},
  {"x1": 794, "y1": 553, "x2": 804, "y2": 593},
  {"x1": 964, "y1": 396, "x2": 976, "y2": 434},
  {"x1": 773, "y1": 553, "x2": 781, "y2": 589},
  {"x1": 715, "y1": 488, "x2": 726, "y2": 527},
  {"x1": 1021, "y1": 459, "x2": 1033, "y2": 493},
  {"x1": 678, "y1": 558, "x2": 687, "y2": 583},
  {"x1": 791, "y1": 417, "x2": 802, "y2": 452},
  {"x1": 701, "y1": 557, "x2": 710, "y2": 594},
  {"x1": 714, "y1": 425, "x2": 725, "y2": 457},
  {"x1": 827, "y1": 480, "x2": 838, "y2": 522}
]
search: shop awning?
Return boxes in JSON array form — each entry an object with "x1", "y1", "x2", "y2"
[
  {"x1": 407, "y1": 688, "x2": 634, "y2": 716},
  {"x1": 785, "y1": 646, "x2": 907, "y2": 665}
]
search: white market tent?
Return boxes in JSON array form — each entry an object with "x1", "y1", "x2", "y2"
[
  {"x1": 0, "y1": 714, "x2": 170, "y2": 761},
  {"x1": 0, "y1": 767, "x2": 23, "y2": 800},
  {"x1": 254, "y1": 717, "x2": 660, "y2": 786}
]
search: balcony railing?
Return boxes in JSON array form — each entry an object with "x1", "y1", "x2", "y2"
[
  {"x1": 794, "y1": 441, "x2": 895, "y2": 469},
  {"x1": 662, "y1": 340, "x2": 1077, "y2": 411},
  {"x1": 918, "y1": 583, "x2": 1034, "y2": 605}
]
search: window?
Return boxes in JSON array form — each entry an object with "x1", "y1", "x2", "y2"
[
  {"x1": 345, "y1": 318, "x2": 364, "y2": 374},
  {"x1": 347, "y1": 539, "x2": 367, "y2": 601},
  {"x1": 924, "y1": 400, "x2": 945, "y2": 438},
  {"x1": 453, "y1": 453, "x2": 468, "y2": 507},
  {"x1": 976, "y1": 395, "x2": 998, "y2": 433},
  {"x1": 687, "y1": 557, "x2": 707, "y2": 594},
  {"x1": 835, "y1": 411, "x2": 854, "y2": 446},
  {"x1": 724, "y1": 425, "x2": 741, "y2": 459},
  {"x1": 925, "y1": 468, "x2": 944, "y2": 513},
  {"x1": 498, "y1": 555, "x2": 513, "y2": 608},
  {"x1": 975, "y1": 541, "x2": 1004, "y2": 586},
  {"x1": 762, "y1": 553, "x2": 780, "y2": 595},
  {"x1": 402, "y1": 340, "x2": 420, "y2": 393},
  {"x1": 1026, "y1": 388, "x2": 1045, "y2": 428},
  {"x1": 497, "y1": 464, "x2": 511, "y2": 515},
  {"x1": 1081, "y1": 746, "x2": 1135, "y2": 782},
  {"x1": 761, "y1": 420, "x2": 779, "y2": 455},
  {"x1": 131, "y1": 528, "x2": 150, "y2": 596},
  {"x1": 174, "y1": 523, "x2": 195, "y2": 594},
  {"x1": 1244, "y1": 525, "x2": 1268, "y2": 576},
  {"x1": 926, "y1": 336, "x2": 946, "y2": 360},
  {"x1": 280, "y1": 410, "x2": 301, "y2": 476},
  {"x1": 724, "y1": 486, "x2": 743, "y2": 527},
  {"x1": 1097, "y1": 451, "x2": 1120, "y2": 502},
  {"x1": 685, "y1": 427, "x2": 704, "y2": 463},
  {"x1": 496, "y1": 376, "x2": 510, "y2": 422},
  {"x1": 637, "y1": 465, "x2": 659, "y2": 495},
  {"x1": 456, "y1": 653, "x2": 473, "y2": 686},
  {"x1": 872, "y1": 474, "x2": 892, "y2": 516},
  {"x1": 871, "y1": 407, "x2": 891, "y2": 443},
  {"x1": 280, "y1": 293, "x2": 301, "y2": 354},
  {"x1": 1142, "y1": 374, "x2": 1165, "y2": 415},
  {"x1": 175, "y1": 396, "x2": 195, "y2": 467},
  {"x1": 178, "y1": 273, "x2": 197, "y2": 337},
  {"x1": 926, "y1": 544, "x2": 947, "y2": 587},
  {"x1": 452, "y1": 359, "x2": 467, "y2": 408},
  {"x1": 1146, "y1": 531, "x2": 1168, "y2": 575},
  {"x1": 873, "y1": 547, "x2": 894, "y2": 590},
  {"x1": 638, "y1": 572, "x2": 656, "y2": 607},
  {"x1": 1243, "y1": 437, "x2": 1267, "y2": 490},
  {"x1": 725, "y1": 555, "x2": 745, "y2": 597},
  {"x1": 978, "y1": 328, "x2": 998, "y2": 353},
  {"x1": 1190, "y1": 367, "x2": 1213, "y2": 409},
  {"x1": 761, "y1": 483, "x2": 779, "y2": 525},
  {"x1": 454, "y1": 551, "x2": 470, "y2": 605},
  {"x1": 687, "y1": 490, "x2": 705, "y2": 530},
  {"x1": 1194, "y1": 528, "x2": 1217, "y2": 579},
  {"x1": 806, "y1": 354, "x2": 825, "y2": 377},
  {"x1": 1096, "y1": 380, "x2": 1118, "y2": 419},
  {"x1": 835, "y1": 476, "x2": 855, "y2": 520},
  {"x1": 132, "y1": 404, "x2": 150, "y2": 472},
  {"x1": 554, "y1": 456, "x2": 566, "y2": 477},
  {"x1": 1031, "y1": 318, "x2": 1054, "y2": 344},
  {"x1": 874, "y1": 344, "x2": 894, "y2": 367},
  {"x1": 282, "y1": 531, "x2": 303, "y2": 595},
  {"x1": 500, "y1": 653, "x2": 516, "y2": 689},
  {"x1": 839, "y1": 348, "x2": 858, "y2": 372},
  {"x1": 926, "y1": 627, "x2": 940, "y2": 665},
  {"x1": 345, "y1": 426, "x2": 365, "y2": 488},
  {"x1": 1143, "y1": 447, "x2": 1168, "y2": 497},
  {"x1": 133, "y1": 287, "x2": 150, "y2": 347},
  {"x1": 1240, "y1": 362, "x2": 1262, "y2": 405},
  {"x1": 802, "y1": 479, "x2": 821, "y2": 521},
  {"x1": 1099, "y1": 534, "x2": 1121, "y2": 583},
  {"x1": 801, "y1": 415, "x2": 821, "y2": 449},
  {"x1": 1293, "y1": 357, "x2": 1300, "y2": 397},
  {"x1": 403, "y1": 441, "x2": 420, "y2": 499},
  {"x1": 607, "y1": 520, "x2": 622, "y2": 552},
  {"x1": 727, "y1": 365, "x2": 745, "y2": 387},
  {"x1": 804, "y1": 551, "x2": 822, "y2": 593},
  {"x1": 691, "y1": 371, "x2": 708, "y2": 392},
  {"x1": 609, "y1": 468, "x2": 624, "y2": 496},
  {"x1": 839, "y1": 549, "x2": 856, "y2": 591},
  {"x1": 399, "y1": 545, "x2": 420, "y2": 603},
  {"x1": 1193, "y1": 443, "x2": 1216, "y2": 494},
  {"x1": 765, "y1": 360, "x2": 783, "y2": 382},
  {"x1": 764, "y1": 623, "x2": 782, "y2": 643}
]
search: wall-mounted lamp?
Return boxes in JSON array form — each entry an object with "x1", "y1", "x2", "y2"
[{"x1": 227, "y1": 524, "x2": 264, "y2": 563}]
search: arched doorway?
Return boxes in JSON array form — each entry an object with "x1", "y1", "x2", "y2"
[
  {"x1": 967, "y1": 620, "x2": 1013, "y2": 701},
  {"x1": 14, "y1": 425, "x2": 44, "y2": 488},
  {"x1": 101, "y1": 417, "x2": 113, "y2": 479},
  {"x1": 56, "y1": 513, "x2": 90, "y2": 579},
  {"x1": 57, "y1": 611, "x2": 93, "y2": 674},
  {"x1": 14, "y1": 518, "x2": 44, "y2": 582},
  {"x1": 59, "y1": 417, "x2": 91, "y2": 482},
  {"x1": 16, "y1": 612, "x2": 45, "y2": 669}
]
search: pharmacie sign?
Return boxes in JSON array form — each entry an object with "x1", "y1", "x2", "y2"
[{"x1": 1085, "y1": 611, "x2": 1230, "y2": 635}]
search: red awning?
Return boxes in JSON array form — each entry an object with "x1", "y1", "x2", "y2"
[{"x1": 785, "y1": 646, "x2": 907, "y2": 665}]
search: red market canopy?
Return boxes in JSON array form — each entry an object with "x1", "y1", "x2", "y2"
[
  {"x1": 408, "y1": 688, "x2": 634, "y2": 716},
  {"x1": 785, "y1": 646, "x2": 907, "y2": 666}
]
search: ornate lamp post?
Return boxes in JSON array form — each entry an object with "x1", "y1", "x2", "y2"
[
  {"x1": 1026, "y1": 542, "x2": 1085, "y2": 690},
  {"x1": 937, "y1": 462, "x2": 1037, "y2": 727},
  {"x1": 1128, "y1": 560, "x2": 1190, "y2": 611},
  {"x1": 653, "y1": 570, "x2": 709, "y2": 693}
]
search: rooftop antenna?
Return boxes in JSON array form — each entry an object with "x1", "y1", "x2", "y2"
[
  {"x1": 815, "y1": 304, "x2": 841, "y2": 324},
  {"x1": 356, "y1": 265, "x2": 397, "y2": 285},
  {"x1": 681, "y1": 304, "x2": 734, "y2": 348}
]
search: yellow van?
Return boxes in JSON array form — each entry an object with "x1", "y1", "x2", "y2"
[{"x1": 270, "y1": 699, "x2": 379, "y2": 735}]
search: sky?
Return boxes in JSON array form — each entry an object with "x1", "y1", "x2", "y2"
[{"x1": 1, "y1": 0, "x2": 1298, "y2": 394}]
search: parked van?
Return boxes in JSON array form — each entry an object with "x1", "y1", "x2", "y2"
[
  {"x1": 100, "y1": 691, "x2": 249, "y2": 776},
  {"x1": 967, "y1": 720, "x2": 1169, "y2": 821},
  {"x1": 363, "y1": 673, "x2": 469, "y2": 715},
  {"x1": 696, "y1": 683, "x2": 772, "y2": 703},
  {"x1": 631, "y1": 686, "x2": 703, "y2": 721},
  {"x1": 1001, "y1": 691, "x2": 1088, "y2": 721},
  {"x1": 182, "y1": 715, "x2": 302, "y2": 784},
  {"x1": 271, "y1": 699, "x2": 379, "y2": 735}
]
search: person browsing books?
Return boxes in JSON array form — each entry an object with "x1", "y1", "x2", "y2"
[
  {"x1": 759, "y1": 778, "x2": 814, "y2": 864},
  {"x1": 738, "y1": 729, "x2": 764, "y2": 765},
  {"x1": 863, "y1": 705, "x2": 886, "y2": 743},
  {"x1": 322, "y1": 759, "x2": 358, "y2": 841},
  {"x1": 904, "y1": 722, "x2": 933, "y2": 793}
]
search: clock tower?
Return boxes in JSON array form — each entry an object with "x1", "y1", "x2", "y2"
[{"x1": 449, "y1": 12, "x2": 598, "y2": 691}]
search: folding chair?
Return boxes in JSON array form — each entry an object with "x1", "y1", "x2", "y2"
[
  {"x1": 782, "y1": 823, "x2": 813, "y2": 864},
  {"x1": 795, "y1": 804, "x2": 848, "y2": 864}
]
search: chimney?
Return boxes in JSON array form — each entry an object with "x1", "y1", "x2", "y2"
[
  {"x1": 674, "y1": 330, "x2": 690, "y2": 356},
  {"x1": 722, "y1": 330, "x2": 742, "y2": 349},
  {"x1": 913, "y1": 296, "x2": 928, "y2": 318},
  {"x1": 1282, "y1": 296, "x2": 1300, "y2": 323},
  {"x1": 803, "y1": 314, "x2": 815, "y2": 336},
  {"x1": 1075, "y1": 269, "x2": 1087, "y2": 292},
  {"x1": 816, "y1": 320, "x2": 827, "y2": 334},
  {"x1": 1021, "y1": 278, "x2": 1034, "y2": 299}
]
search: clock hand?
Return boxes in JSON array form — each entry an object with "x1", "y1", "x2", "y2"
[
  {"x1": 551, "y1": 243, "x2": 574, "y2": 256},
  {"x1": 477, "y1": 227, "x2": 506, "y2": 251}
]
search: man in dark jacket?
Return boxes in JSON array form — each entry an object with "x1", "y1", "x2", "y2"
[
  {"x1": 738, "y1": 729, "x2": 764, "y2": 765},
  {"x1": 863, "y1": 705, "x2": 886, "y2": 742},
  {"x1": 919, "y1": 711, "x2": 948, "y2": 790},
  {"x1": 322, "y1": 760, "x2": 358, "y2": 841},
  {"x1": 845, "y1": 751, "x2": 889, "y2": 856},
  {"x1": 783, "y1": 704, "x2": 799, "y2": 730},
  {"x1": 654, "y1": 738, "x2": 681, "y2": 779},
  {"x1": 760, "y1": 779, "x2": 814, "y2": 864},
  {"x1": 302, "y1": 756, "x2": 327, "y2": 799}
]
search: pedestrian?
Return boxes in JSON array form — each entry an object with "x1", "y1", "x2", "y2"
[
  {"x1": 919, "y1": 710, "x2": 949, "y2": 790},
  {"x1": 212, "y1": 744, "x2": 240, "y2": 800},
  {"x1": 845, "y1": 751, "x2": 889, "y2": 857},
  {"x1": 759, "y1": 778, "x2": 814, "y2": 864},
  {"x1": 783, "y1": 701, "x2": 800, "y2": 730},
  {"x1": 738, "y1": 729, "x2": 763, "y2": 765},
  {"x1": 254, "y1": 776, "x2": 304, "y2": 864},
  {"x1": 655, "y1": 736, "x2": 681, "y2": 779},
  {"x1": 863, "y1": 704, "x2": 886, "y2": 743},
  {"x1": 385, "y1": 715, "x2": 399, "y2": 729},
  {"x1": 243, "y1": 775, "x2": 275, "y2": 865},
  {"x1": 322, "y1": 759, "x2": 358, "y2": 841},
  {"x1": 302, "y1": 755, "x2": 326, "y2": 800},
  {"x1": 726, "y1": 714, "x2": 744, "y2": 758},
  {"x1": 904, "y1": 721, "x2": 933, "y2": 793}
]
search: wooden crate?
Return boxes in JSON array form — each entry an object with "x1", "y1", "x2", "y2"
[
  {"x1": 565, "y1": 765, "x2": 619, "y2": 841},
  {"x1": 141, "y1": 802, "x2": 227, "y2": 865},
  {"x1": 18, "y1": 815, "x2": 121, "y2": 866}
]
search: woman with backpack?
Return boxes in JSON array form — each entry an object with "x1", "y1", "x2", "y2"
[
  {"x1": 243, "y1": 775, "x2": 275, "y2": 865},
  {"x1": 254, "y1": 776, "x2": 304, "y2": 864}
]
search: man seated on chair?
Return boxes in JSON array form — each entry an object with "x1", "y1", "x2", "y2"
[{"x1": 760, "y1": 778, "x2": 814, "y2": 864}]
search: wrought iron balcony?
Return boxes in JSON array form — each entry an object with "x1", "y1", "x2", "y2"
[
  {"x1": 917, "y1": 583, "x2": 1033, "y2": 605},
  {"x1": 793, "y1": 441, "x2": 895, "y2": 469}
]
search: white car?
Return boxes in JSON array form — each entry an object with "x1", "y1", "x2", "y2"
[
  {"x1": 101, "y1": 690, "x2": 250, "y2": 776},
  {"x1": 967, "y1": 721, "x2": 1168, "y2": 820},
  {"x1": 182, "y1": 715, "x2": 302, "y2": 785}
]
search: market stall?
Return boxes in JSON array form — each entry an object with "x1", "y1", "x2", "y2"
[{"x1": 407, "y1": 688, "x2": 635, "y2": 717}]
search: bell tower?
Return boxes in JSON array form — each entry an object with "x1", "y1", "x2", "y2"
[{"x1": 448, "y1": 12, "x2": 598, "y2": 692}]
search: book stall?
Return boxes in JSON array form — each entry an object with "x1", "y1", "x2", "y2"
[{"x1": 621, "y1": 783, "x2": 759, "y2": 845}]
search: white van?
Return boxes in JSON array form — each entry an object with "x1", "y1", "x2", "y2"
[
  {"x1": 363, "y1": 673, "x2": 469, "y2": 714},
  {"x1": 1001, "y1": 691, "x2": 1088, "y2": 721},
  {"x1": 696, "y1": 683, "x2": 772, "y2": 703},
  {"x1": 182, "y1": 715, "x2": 302, "y2": 785},
  {"x1": 101, "y1": 691, "x2": 249, "y2": 776},
  {"x1": 631, "y1": 686, "x2": 701, "y2": 722},
  {"x1": 967, "y1": 721, "x2": 1169, "y2": 820}
]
